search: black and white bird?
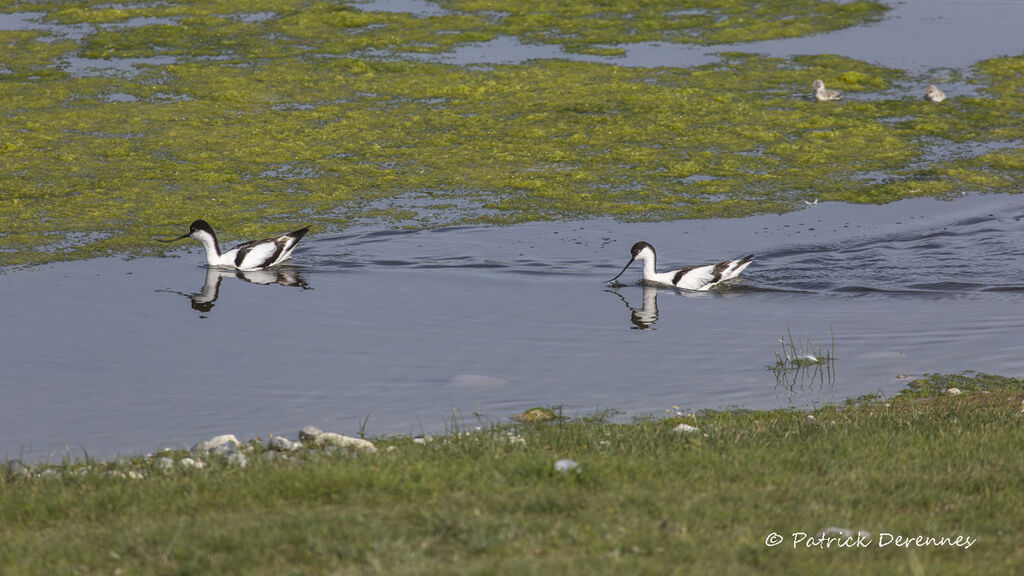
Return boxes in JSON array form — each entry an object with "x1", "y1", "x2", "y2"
[
  {"x1": 925, "y1": 85, "x2": 946, "y2": 103},
  {"x1": 158, "y1": 219, "x2": 310, "y2": 270},
  {"x1": 608, "y1": 241, "x2": 753, "y2": 291},
  {"x1": 812, "y1": 79, "x2": 843, "y2": 102}
]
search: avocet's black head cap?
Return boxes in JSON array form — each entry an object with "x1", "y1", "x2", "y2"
[
  {"x1": 630, "y1": 241, "x2": 654, "y2": 258},
  {"x1": 189, "y1": 219, "x2": 214, "y2": 235},
  {"x1": 156, "y1": 219, "x2": 215, "y2": 243}
]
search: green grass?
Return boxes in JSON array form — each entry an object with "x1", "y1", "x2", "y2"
[{"x1": 3, "y1": 373, "x2": 1022, "y2": 574}]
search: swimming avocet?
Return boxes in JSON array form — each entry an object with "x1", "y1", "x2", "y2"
[
  {"x1": 925, "y1": 85, "x2": 946, "y2": 103},
  {"x1": 812, "y1": 79, "x2": 843, "y2": 102},
  {"x1": 608, "y1": 241, "x2": 753, "y2": 291},
  {"x1": 158, "y1": 219, "x2": 310, "y2": 270}
]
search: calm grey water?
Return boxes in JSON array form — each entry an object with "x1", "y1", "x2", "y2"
[{"x1": 4, "y1": 193, "x2": 1024, "y2": 462}]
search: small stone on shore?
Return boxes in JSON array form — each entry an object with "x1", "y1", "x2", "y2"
[
  {"x1": 315, "y1": 432, "x2": 377, "y2": 453},
  {"x1": 300, "y1": 426, "x2": 376, "y2": 453},
  {"x1": 554, "y1": 459, "x2": 579, "y2": 473},
  {"x1": 298, "y1": 426, "x2": 323, "y2": 443},
  {"x1": 4, "y1": 459, "x2": 30, "y2": 478},
  {"x1": 261, "y1": 451, "x2": 290, "y2": 463},
  {"x1": 267, "y1": 436, "x2": 302, "y2": 452},
  {"x1": 212, "y1": 442, "x2": 241, "y2": 457},
  {"x1": 513, "y1": 407, "x2": 558, "y2": 423},
  {"x1": 504, "y1": 433, "x2": 526, "y2": 445},
  {"x1": 99, "y1": 468, "x2": 144, "y2": 480},
  {"x1": 192, "y1": 434, "x2": 241, "y2": 455}
]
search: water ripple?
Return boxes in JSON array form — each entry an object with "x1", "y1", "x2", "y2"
[
  {"x1": 753, "y1": 199, "x2": 1024, "y2": 296},
  {"x1": 303, "y1": 193, "x2": 1024, "y2": 298}
]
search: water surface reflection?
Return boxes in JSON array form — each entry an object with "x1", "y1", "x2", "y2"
[
  {"x1": 158, "y1": 266, "x2": 310, "y2": 314},
  {"x1": 607, "y1": 285, "x2": 661, "y2": 330}
]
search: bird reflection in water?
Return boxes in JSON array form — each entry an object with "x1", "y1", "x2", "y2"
[
  {"x1": 607, "y1": 284, "x2": 661, "y2": 330},
  {"x1": 161, "y1": 266, "x2": 310, "y2": 314}
]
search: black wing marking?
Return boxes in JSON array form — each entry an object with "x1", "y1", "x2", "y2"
[
  {"x1": 231, "y1": 226, "x2": 310, "y2": 269},
  {"x1": 232, "y1": 237, "x2": 285, "y2": 268},
  {"x1": 711, "y1": 261, "x2": 729, "y2": 284},
  {"x1": 672, "y1": 264, "x2": 701, "y2": 286}
]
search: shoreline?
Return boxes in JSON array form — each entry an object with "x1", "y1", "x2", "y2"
[
  {"x1": 4, "y1": 372, "x2": 1021, "y2": 574},
  {"x1": 3, "y1": 371, "x2": 1007, "y2": 475}
]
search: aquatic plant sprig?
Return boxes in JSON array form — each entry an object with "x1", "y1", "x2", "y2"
[{"x1": 769, "y1": 326, "x2": 836, "y2": 391}]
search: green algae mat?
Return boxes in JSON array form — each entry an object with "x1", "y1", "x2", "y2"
[{"x1": 1, "y1": 0, "x2": 1023, "y2": 268}]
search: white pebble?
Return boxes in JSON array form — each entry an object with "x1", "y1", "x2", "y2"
[
  {"x1": 192, "y1": 434, "x2": 241, "y2": 454},
  {"x1": 505, "y1": 433, "x2": 526, "y2": 445},
  {"x1": 4, "y1": 460, "x2": 31, "y2": 478},
  {"x1": 179, "y1": 457, "x2": 204, "y2": 470},
  {"x1": 554, "y1": 459, "x2": 579, "y2": 473},
  {"x1": 261, "y1": 451, "x2": 290, "y2": 463},
  {"x1": 267, "y1": 436, "x2": 302, "y2": 452},
  {"x1": 212, "y1": 442, "x2": 241, "y2": 457},
  {"x1": 314, "y1": 432, "x2": 377, "y2": 453},
  {"x1": 298, "y1": 426, "x2": 323, "y2": 443}
]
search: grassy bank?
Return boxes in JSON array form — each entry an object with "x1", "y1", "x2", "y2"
[{"x1": 2, "y1": 373, "x2": 1022, "y2": 574}]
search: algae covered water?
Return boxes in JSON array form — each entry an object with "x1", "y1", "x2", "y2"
[
  {"x1": 2, "y1": 0, "x2": 1024, "y2": 269},
  {"x1": 4, "y1": 193, "x2": 1024, "y2": 461}
]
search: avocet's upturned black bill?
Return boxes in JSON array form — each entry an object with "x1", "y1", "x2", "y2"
[
  {"x1": 157, "y1": 219, "x2": 311, "y2": 271},
  {"x1": 608, "y1": 241, "x2": 753, "y2": 291}
]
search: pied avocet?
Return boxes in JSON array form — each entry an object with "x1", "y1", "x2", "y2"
[
  {"x1": 158, "y1": 219, "x2": 310, "y2": 270},
  {"x1": 608, "y1": 241, "x2": 753, "y2": 291}
]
